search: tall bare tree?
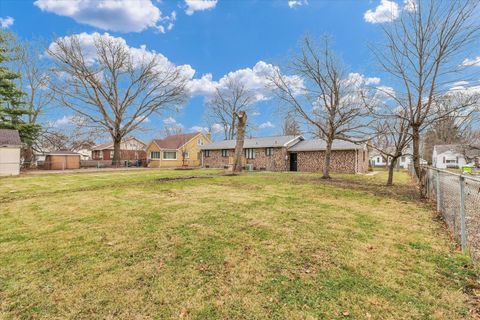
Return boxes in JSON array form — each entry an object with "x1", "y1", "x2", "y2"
[
  {"x1": 15, "y1": 38, "x2": 54, "y2": 165},
  {"x1": 207, "y1": 77, "x2": 256, "y2": 140},
  {"x1": 233, "y1": 111, "x2": 247, "y2": 173},
  {"x1": 47, "y1": 34, "x2": 188, "y2": 165},
  {"x1": 271, "y1": 36, "x2": 372, "y2": 179},
  {"x1": 373, "y1": 0, "x2": 480, "y2": 180}
]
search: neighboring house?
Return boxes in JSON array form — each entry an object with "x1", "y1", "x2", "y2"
[
  {"x1": 369, "y1": 148, "x2": 414, "y2": 169},
  {"x1": 91, "y1": 137, "x2": 146, "y2": 161},
  {"x1": 146, "y1": 132, "x2": 211, "y2": 168},
  {"x1": 200, "y1": 135, "x2": 369, "y2": 173},
  {"x1": 370, "y1": 152, "x2": 388, "y2": 167},
  {"x1": 72, "y1": 141, "x2": 95, "y2": 160},
  {"x1": 433, "y1": 144, "x2": 480, "y2": 169},
  {"x1": 0, "y1": 129, "x2": 22, "y2": 176}
]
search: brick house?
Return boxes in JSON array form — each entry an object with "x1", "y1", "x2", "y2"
[
  {"x1": 200, "y1": 135, "x2": 369, "y2": 173},
  {"x1": 288, "y1": 139, "x2": 369, "y2": 173},
  {"x1": 91, "y1": 137, "x2": 146, "y2": 161},
  {"x1": 200, "y1": 135, "x2": 303, "y2": 171}
]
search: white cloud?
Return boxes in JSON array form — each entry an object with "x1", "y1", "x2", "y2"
[
  {"x1": 163, "y1": 117, "x2": 177, "y2": 125},
  {"x1": 34, "y1": 0, "x2": 175, "y2": 33},
  {"x1": 364, "y1": 0, "x2": 399, "y2": 24},
  {"x1": 462, "y1": 56, "x2": 480, "y2": 67},
  {"x1": 403, "y1": 0, "x2": 416, "y2": 12},
  {"x1": 188, "y1": 61, "x2": 305, "y2": 104},
  {"x1": 190, "y1": 125, "x2": 209, "y2": 133},
  {"x1": 288, "y1": 0, "x2": 307, "y2": 9},
  {"x1": 185, "y1": 0, "x2": 218, "y2": 15},
  {"x1": 252, "y1": 111, "x2": 261, "y2": 116},
  {"x1": 211, "y1": 123, "x2": 224, "y2": 133},
  {"x1": 0, "y1": 16, "x2": 14, "y2": 29},
  {"x1": 258, "y1": 121, "x2": 275, "y2": 129},
  {"x1": 49, "y1": 115, "x2": 74, "y2": 127}
]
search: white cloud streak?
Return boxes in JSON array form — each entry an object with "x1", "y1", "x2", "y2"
[
  {"x1": 0, "y1": 16, "x2": 14, "y2": 29},
  {"x1": 185, "y1": 0, "x2": 218, "y2": 15},
  {"x1": 34, "y1": 0, "x2": 175, "y2": 33}
]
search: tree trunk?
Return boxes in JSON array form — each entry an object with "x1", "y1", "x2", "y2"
[
  {"x1": 23, "y1": 145, "x2": 34, "y2": 168},
  {"x1": 412, "y1": 125, "x2": 421, "y2": 179},
  {"x1": 387, "y1": 157, "x2": 398, "y2": 186},
  {"x1": 322, "y1": 139, "x2": 333, "y2": 179},
  {"x1": 112, "y1": 135, "x2": 122, "y2": 167},
  {"x1": 233, "y1": 111, "x2": 247, "y2": 173}
]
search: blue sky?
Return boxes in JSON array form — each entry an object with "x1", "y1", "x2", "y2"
[{"x1": 1, "y1": 0, "x2": 477, "y2": 141}]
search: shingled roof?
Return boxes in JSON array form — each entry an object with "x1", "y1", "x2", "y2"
[
  {"x1": 152, "y1": 132, "x2": 200, "y2": 149},
  {"x1": 288, "y1": 139, "x2": 366, "y2": 152},
  {"x1": 200, "y1": 135, "x2": 302, "y2": 150},
  {"x1": 0, "y1": 129, "x2": 21, "y2": 146}
]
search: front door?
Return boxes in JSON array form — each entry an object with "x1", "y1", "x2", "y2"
[{"x1": 289, "y1": 153, "x2": 297, "y2": 171}]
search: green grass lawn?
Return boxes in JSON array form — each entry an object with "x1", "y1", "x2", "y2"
[{"x1": 0, "y1": 169, "x2": 478, "y2": 319}]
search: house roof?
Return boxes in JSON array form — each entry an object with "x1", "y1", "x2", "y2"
[
  {"x1": 288, "y1": 139, "x2": 366, "y2": 152},
  {"x1": 200, "y1": 135, "x2": 302, "y2": 150},
  {"x1": 46, "y1": 151, "x2": 81, "y2": 156},
  {"x1": 92, "y1": 137, "x2": 145, "y2": 150},
  {"x1": 0, "y1": 129, "x2": 21, "y2": 146},
  {"x1": 152, "y1": 132, "x2": 201, "y2": 150},
  {"x1": 433, "y1": 144, "x2": 480, "y2": 158}
]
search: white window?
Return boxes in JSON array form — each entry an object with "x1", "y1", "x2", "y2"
[
  {"x1": 151, "y1": 151, "x2": 161, "y2": 159},
  {"x1": 245, "y1": 148, "x2": 255, "y2": 159},
  {"x1": 163, "y1": 151, "x2": 177, "y2": 160},
  {"x1": 198, "y1": 138, "x2": 204, "y2": 146},
  {"x1": 110, "y1": 151, "x2": 114, "y2": 158},
  {"x1": 221, "y1": 149, "x2": 229, "y2": 157},
  {"x1": 377, "y1": 157, "x2": 381, "y2": 163},
  {"x1": 265, "y1": 148, "x2": 273, "y2": 156},
  {"x1": 204, "y1": 150, "x2": 211, "y2": 157}
]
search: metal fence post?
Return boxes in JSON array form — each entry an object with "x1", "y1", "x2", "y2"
[
  {"x1": 459, "y1": 175, "x2": 467, "y2": 252},
  {"x1": 436, "y1": 169, "x2": 441, "y2": 213}
]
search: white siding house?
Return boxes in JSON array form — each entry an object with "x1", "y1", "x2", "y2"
[
  {"x1": 432, "y1": 145, "x2": 467, "y2": 169},
  {"x1": 0, "y1": 129, "x2": 22, "y2": 176}
]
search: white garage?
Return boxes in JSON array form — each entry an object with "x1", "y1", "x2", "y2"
[{"x1": 0, "y1": 129, "x2": 22, "y2": 176}]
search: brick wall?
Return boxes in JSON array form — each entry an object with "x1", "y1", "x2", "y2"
[
  {"x1": 296, "y1": 150, "x2": 368, "y2": 173},
  {"x1": 203, "y1": 147, "x2": 288, "y2": 171}
]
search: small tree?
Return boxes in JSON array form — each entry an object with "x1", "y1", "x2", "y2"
[
  {"x1": 233, "y1": 111, "x2": 247, "y2": 173},
  {"x1": 371, "y1": 108, "x2": 412, "y2": 186},
  {"x1": 48, "y1": 33, "x2": 188, "y2": 166},
  {"x1": 271, "y1": 36, "x2": 372, "y2": 179}
]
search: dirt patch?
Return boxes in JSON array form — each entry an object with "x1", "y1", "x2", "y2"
[{"x1": 155, "y1": 176, "x2": 214, "y2": 182}]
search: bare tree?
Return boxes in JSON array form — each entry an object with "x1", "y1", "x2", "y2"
[
  {"x1": 14, "y1": 38, "x2": 55, "y2": 165},
  {"x1": 47, "y1": 34, "x2": 188, "y2": 165},
  {"x1": 233, "y1": 111, "x2": 247, "y2": 173},
  {"x1": 281, "y1": 114, "x2": 302, "y2": 136},
  {"x1": 371, "y1": 107, "x2": 412, "y2": 186},
  {"x1": 270, "y1": 36, "x2": 372, "y2": 179},
  {"x1": 373, "y1": 0, "x2": 480, "y2": 180},
  {"x1": 207, "y1": 77, "x2": 256, "y2": 140}
]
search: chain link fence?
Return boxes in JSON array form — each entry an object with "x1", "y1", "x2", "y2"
[{"x1": 409, "y1": 165, "x2": 480, "y2": 261}]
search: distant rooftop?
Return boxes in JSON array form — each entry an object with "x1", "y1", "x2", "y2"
[
  {"x1": 289, "y1": 139, "x2": 366, "y2": 152},
  {"x1": 0, "y1": 129, "x2": 21, "y2": 146},
  {"x1": 152, "y1": 132, "x2": 201, "y2": 149}
]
